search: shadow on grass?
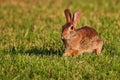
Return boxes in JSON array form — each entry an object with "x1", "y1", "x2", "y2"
[
  {"x1": 3, "y1": 46, "x2": 64, "y2": 56},
  {"x1": 4, "y1": 45, "x2": 120, "y2": 57},
  {"x1": 25, "y1": 47, "x2": 63, "y2": 56}
]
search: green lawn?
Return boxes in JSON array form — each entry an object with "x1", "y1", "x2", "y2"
[{"x1": 0, "y1": 0, "x2": 120, "y2": 80}]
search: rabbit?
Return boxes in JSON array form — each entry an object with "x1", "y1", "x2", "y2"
[{"x1": 61, "y1": 9, "x2": 103, "y2": 56}]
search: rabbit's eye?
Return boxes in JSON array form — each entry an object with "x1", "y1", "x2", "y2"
[{"x1": 70, "y1": 26, "x2": 74, "y2": 30}]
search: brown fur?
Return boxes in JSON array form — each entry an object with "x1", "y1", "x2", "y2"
[{"x1": 62, "y1": 9, "x2": 103, "y2": 56}]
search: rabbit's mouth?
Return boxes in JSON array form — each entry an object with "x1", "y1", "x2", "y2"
[
  {"x1": 61, "y1": 31, "x2": 77, "y2": 40},
  {"x1": 61, "y1": 35, "x2": 70, "y2": 40},
  {"x1": 61, "y1": 34, "x2": 77, "y2": 40}
]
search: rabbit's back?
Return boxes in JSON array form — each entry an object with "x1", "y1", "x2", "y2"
[
  {"x1": 77, "y1": 26, "x2": 103, "y2": 53},
  {"x1": 77, "y1": 26, "x2": 98, "y2": 39}
]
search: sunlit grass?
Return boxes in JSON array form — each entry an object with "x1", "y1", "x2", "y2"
[{"x1": 0, "y1": 0, "x2": 120, "y2": 79}]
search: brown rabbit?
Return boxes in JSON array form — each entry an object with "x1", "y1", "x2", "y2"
[{"x1": 61, "y1": 9, "x2": 103, "y2": 56}]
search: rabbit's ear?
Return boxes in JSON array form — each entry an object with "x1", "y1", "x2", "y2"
[
  {"x1": 72, "y1": 10, "x2": 81, "y2": 26},
  {"x1": 64, "y1": 9, "x2": 72, "y2": 22}
]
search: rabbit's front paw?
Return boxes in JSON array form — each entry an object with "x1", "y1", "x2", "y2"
[
  {"x1": 63, "y1": 52, "x2": 71, "y2": 57},
  {"x1": 63, "y1": 50, "x2": 78, "y2": 57}
]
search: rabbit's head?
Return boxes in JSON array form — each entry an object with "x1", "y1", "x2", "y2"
[{"x1": 61, "y1": 9, "x2": 81, "y2": 40}]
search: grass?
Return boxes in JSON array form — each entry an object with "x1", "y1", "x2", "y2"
[{"x1": 0, "y1": 0, "x2": 120, "y2": 80}]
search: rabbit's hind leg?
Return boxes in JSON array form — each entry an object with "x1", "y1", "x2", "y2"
[{"x1": 96, "y1": 41, "x2": 103, "y2": 55}]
